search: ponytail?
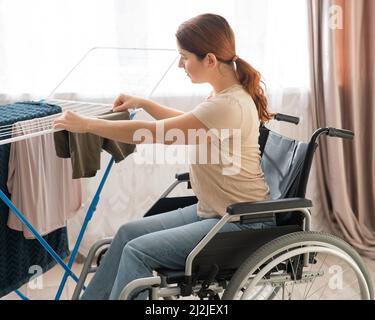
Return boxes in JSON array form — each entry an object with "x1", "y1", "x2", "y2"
[
  {"x1": 176, "y1": 14, "x2": 274, "y2": 123},
  {"x1": 235, "y1": 58, "x2": 274, "y2": 123}
]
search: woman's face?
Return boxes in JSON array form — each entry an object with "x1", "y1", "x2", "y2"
[{"x1": 177, "y1": 47, "x2": 206, "y2": 83}]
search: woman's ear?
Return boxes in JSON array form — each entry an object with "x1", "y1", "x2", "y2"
[{"x1": 205, "y1": 53, "x2": 218, "y2": 68}]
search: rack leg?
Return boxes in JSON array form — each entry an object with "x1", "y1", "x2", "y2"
[
  {"x1": 55, "y1": 157, "x2": 115, "y2": 300},
  {"x1": 15, "y1": 289, "x2": 29, "y2": 300}
]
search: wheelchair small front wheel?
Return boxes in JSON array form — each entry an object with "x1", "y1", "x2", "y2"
[{"x1": 223, "y1": 231, "x2": 373, "y2": 300}]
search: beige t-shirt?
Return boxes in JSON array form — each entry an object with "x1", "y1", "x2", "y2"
[{"x1": 189, "y1": 84, "x2": 270, "y2": 219}]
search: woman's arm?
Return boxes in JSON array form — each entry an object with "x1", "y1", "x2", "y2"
[
  {"x1": 140, "y1": 98, "x2": 185, "y2": 120},
  {"x1": 53, "y1": 110, "x2": 210, "y2": 145},
  {"x1": 113, "y1": 94, "x2": 184, "y2": 120}
]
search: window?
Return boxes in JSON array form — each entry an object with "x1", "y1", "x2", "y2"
[{"x1": 0, "y1": 0, "x2": 309, "y2": 98}]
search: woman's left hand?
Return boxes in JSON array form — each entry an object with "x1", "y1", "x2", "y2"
[{"x1": 53, "y1": 111, "x2": 91, "y2": 133}]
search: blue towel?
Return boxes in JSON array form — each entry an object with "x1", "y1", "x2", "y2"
[{"x1": 0, "y1": 101, "x2": 70, "y2": 297}]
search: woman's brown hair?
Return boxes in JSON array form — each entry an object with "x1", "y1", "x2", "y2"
[{"x1": 176, "y1": 13, "x2": 273, "y2": 123}]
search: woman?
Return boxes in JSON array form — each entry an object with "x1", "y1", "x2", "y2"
[{"x1": 53, "y1": 13, "x2": 274, "y2": 300}]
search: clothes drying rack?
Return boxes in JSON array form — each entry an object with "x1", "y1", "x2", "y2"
[{"x1": 0, "y1": 47, "x2": 179, "y2": 300}]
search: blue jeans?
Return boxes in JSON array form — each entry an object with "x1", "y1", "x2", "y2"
[{"x1": 80, "y1": 204, "x2": 275, "y2": 300}]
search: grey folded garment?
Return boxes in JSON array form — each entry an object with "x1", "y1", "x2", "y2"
[{"x1": 54, "y1": 111, "x2": 136, "y2": 179}]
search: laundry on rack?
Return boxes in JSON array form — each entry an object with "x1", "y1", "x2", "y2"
[
  {"x1": 7, "y1": 117, "x2": 82, "y2": 239},
  {"x1": 0, "y1": 101, "x2": 61, "y2": 128},
  {"x1": 54, "y1": 110, "x2": 136, "y2": 179},
  {"x1": 0, "y1": 101, "x2": 69, "y2": 298}
]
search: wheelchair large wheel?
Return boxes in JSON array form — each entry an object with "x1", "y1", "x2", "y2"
[{"x1": 223, "y1": 232, "x2": 373, "y2": 300}]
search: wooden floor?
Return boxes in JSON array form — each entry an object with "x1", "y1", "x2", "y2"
[{"x1": 1, "y1": 255, "x2": 375, "y2": 300}]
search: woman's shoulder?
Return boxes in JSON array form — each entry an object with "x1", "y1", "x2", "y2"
[
  {"x1": 222, "y1": 86, "x2": 257, "y2": 112},
  {"x1": 204, "y1": 86, "x2": 243, "y2": 106},
  {"x1": 196, "y1": 92, "x2": 241, "y2": 115},
  {"x1": 194, "y1": 85, "x2": 256, "y2": 116}
]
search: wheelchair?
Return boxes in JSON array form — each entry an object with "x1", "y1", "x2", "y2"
[{"x1": 72, "y1": 113, "x2": 374, "y2": 300}]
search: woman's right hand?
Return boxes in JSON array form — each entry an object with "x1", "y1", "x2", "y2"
[{"x1": 112, "y1": 93, "x2": 143, "y2": 112}]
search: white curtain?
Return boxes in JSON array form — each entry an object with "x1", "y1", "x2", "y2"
[{"x1": 0, "y1": 0, "x2": 313, "y2": 256}]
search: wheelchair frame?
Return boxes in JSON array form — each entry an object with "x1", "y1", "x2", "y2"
[{"x1": 72, "y1": 114, "x2": 373, "y2": 301}]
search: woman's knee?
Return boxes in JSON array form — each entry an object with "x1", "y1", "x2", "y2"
[
  {"x1": 114, "y1": 224, "x2": 130, "y2": 244},
  {"x1": 115, "y1": 220, "x2": 146, "y2": 244},
  {"x1": 120, "y1": 239, "x2": 147, "y2": 267},
  {"x1": 121, "y1": 235, "x2": 161, "y2": 263}
]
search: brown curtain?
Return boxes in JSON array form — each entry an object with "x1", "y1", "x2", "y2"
[{"x1": 307, "y1": 0, "x2": 375, "y2": 258}]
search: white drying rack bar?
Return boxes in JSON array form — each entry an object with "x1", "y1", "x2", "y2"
[{"x1": 0, "y1": 99, "x2": 114, "y2": 146}]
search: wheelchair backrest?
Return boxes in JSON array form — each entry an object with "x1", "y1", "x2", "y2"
[
  {"x1": 259, "y1": 127, "x2": 310, "y2": 225},
  {"x1": 261, "y1": 130, "x2": 309, "y2": 199}
]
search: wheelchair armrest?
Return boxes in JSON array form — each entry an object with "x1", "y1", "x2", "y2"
[
  {"x1": 175, "y1": 172, "x2": 192, "y2": 189},
  {"x1": 175, "y1": 172, "x2": 190, "y2": 182},
  {"x1": 227, "y1": 198, "x2": 312, "y2": 216}
]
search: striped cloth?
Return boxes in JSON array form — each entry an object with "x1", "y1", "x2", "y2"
[{"x1": 0, "y1": 101, "x2": 69, "y2": 298}]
